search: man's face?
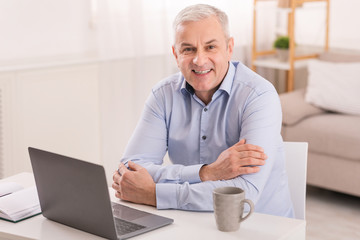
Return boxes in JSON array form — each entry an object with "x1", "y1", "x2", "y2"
[{"x1": 172, "y1": 16, "x2": 234, "y2": 102}]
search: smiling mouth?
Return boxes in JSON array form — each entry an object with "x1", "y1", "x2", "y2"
[{"x1": 192, "y1": 69, "x2": 212, "y2": 74}]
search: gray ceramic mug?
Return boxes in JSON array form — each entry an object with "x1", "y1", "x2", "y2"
[{"x1": 213, "y1": 186, "x2": 254, "y2": 232}]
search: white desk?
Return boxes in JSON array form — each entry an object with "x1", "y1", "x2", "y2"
[{"x1": 0, "y1": 173, "x2": 306, "y2": 240}]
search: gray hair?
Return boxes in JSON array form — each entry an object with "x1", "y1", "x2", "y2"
[{"x1": 173, "y1": 4, "x2": 230, "y2": 41}]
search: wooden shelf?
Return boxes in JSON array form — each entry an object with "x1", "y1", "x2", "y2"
[
  {"x1": 254, "y1": 45, "x2": 325, "y2": 70},
  {"x1": 251, "y1": 0, "x2": 330, "y2": 92},
  {"x1": 253, "y1": 57, "x2": 308, "y2": 70}
]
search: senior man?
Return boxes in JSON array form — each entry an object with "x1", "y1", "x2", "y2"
[{"x1": 112, "y1": 4, "x2": 294, "y2": 218}]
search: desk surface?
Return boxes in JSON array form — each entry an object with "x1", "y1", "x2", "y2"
[{"x1": 0, "y1": 173, "x2": 306, "y2": 240}]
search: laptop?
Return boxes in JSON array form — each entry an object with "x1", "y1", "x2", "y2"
[{"x1": 28, "y1": 147, "x2": 173, "y2": 240}]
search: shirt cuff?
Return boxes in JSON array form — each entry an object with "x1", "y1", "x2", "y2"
[
  {"x1": 156, "y1": 183, "x2": 178, "y2": 209},
  {"x1": 181, "y1": 164, "x2": 203, "y2": 183}
]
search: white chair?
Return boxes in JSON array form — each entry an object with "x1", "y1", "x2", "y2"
[{"x1": 284, "y1": 141, "x2": 308, "y2": 220}]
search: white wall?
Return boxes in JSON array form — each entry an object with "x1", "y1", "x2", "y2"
[
  {"x1": 1, "y1": 0, "x2": 359, "y2": 63},
  {"x1": 0, "y1": 0, "x2": 96, "y2": 62}
]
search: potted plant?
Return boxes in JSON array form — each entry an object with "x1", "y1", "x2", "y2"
[{"x1": 273, "y1": 36, "x2": 289, "y2": 62}]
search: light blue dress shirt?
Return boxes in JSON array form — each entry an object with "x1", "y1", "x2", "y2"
[{"x1": 121, "y1": 61, "x2": 294, "y2": 218}]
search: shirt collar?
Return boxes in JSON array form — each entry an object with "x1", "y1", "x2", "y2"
[
  {"x1": 218, "y1": 61, "x2": 235, "y2": 96},
  {"x1": 180, "y1": 77, "x2": 193, "y2": 95},
  {"x1": 180, "y1": 61, "x2": 235, "y2": 96}
]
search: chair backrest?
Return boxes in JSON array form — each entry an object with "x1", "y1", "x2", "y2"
[{"x1": 283, "y1": 141, "x2": 308, "y2": 220}]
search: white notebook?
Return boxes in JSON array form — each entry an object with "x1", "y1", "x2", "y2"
[{"x1": 0, "y1": 183, "x2": 41, "y2": 222}]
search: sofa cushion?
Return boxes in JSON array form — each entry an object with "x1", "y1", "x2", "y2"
[
  {"x1": 307, "y1": 152, "x2": 360, "y2": 197},
  {"x1": 280, "y1": 88, "x2": 326, "y2": 126},
  {"x1": 305, "y1": 59, "x2": 360, "y2": 116},
  {"x1": 283, "y1": 113, "x2": 360, "y2": 161}
]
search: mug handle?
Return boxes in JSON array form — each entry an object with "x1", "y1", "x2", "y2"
[{"x1": 239, "y1": 199, "x2": 254, "y2": 222}]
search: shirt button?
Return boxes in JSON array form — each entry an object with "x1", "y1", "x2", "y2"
[
  {"x1": 202, "y1": 135, "x2": 207, "y2": 140},
  {"x1": 204, "y1": 108, "x2": 208, "y2": 112}
]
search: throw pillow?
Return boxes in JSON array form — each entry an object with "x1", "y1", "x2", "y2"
[
  {"x1": 280, "y1": 88, "x2": 325, "y2": 126},
  {"x1": 305, "y1": 59, "x2": 360, "y2": 115}
]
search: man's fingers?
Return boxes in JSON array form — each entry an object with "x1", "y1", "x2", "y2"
[
  {"x1": 128, "y1": 161, "x2": 143, "y2": 171},
  {"x1": 113, "y1": 170, "x2": 121, "y2": 182},
  {"x1": 118, "y1": 163, "x2": 129, "y2": 176},
  {"x1": 238, "y1": 166, "x2": 260, "y2": 175},
  {"x1": 112, "y1": 181, "x2": 122, "y2": 200},
  {"x1": 233, "y1": 139, "x2": 264, "y2": 153},
  {"x1": 114, "y1": 190, "x2": 122, "y2": 199},
  {"x1": 238, "y1": 157, "x2": 266, "y2": 167},
  {"x1": 238, "y1": 151, "x2": 267, "y2": 160},
  {"x1": 234, "y1": 139, "x2": 246, "y2": 146},
  {"x1": 112, "y1": 172, "x2": 124, "y2": 200},
  {"x1": 234, "y1": 143, "x2": 264, "y2": 153},
  {"x1": 112, "y1": 182, "x2": 119, "y2": 190}
]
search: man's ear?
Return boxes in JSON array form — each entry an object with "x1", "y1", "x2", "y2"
[
  {"x1": 172, "y1": 45, "x2": 180, "y2": 67},
  {"x1": 172, "y1": 45, "x2": 178, "y2": 60}
]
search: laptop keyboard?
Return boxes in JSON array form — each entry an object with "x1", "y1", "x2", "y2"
[
  {"x1": 114, "y1": 218, "x2": 146, "y2": 235},
  {"x1": 111, "y1": 203, "x2": 147, "y2": 235}
]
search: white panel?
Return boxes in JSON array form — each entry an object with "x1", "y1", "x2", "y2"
[
  {"x1": 99, "y1": 60, "x2": 137, "y2": 184},
  {"x1": 0, "y1": 73, "x2": 15, "y2": 178},
  {"x1": 12, "y1": 64, "x2": 101, "y2": 175}
]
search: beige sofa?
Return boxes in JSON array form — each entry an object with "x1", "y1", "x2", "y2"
[{"x1": 280, "y1": 52, "x2": 360, "y2": 197}]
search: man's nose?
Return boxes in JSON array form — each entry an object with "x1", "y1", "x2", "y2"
[{"x1": 193, "y1": 50, "x2": 207, "y2": 66}]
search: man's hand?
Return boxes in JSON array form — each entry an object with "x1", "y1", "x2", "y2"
[
  {"x1": 199, "y1": 139, "x2": 267, "y2": 181},
  {"x1": 112, "y1": 161, "x2": 156, "y2": 206}
]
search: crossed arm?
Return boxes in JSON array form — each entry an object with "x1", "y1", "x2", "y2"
[
  {"x1": 112, "y1": 139, "x2": 267, "y2": 207},
  {"x1": 112, "y1": 88, "x2": 281, "y2": 210}
]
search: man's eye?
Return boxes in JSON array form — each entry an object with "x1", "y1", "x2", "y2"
[
  {"x1": 207, "y1": 45, "x2": 215, "y2": 50},
  {"x1": 181, "y1": 47, "x2": 195, "y2": 54}
]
